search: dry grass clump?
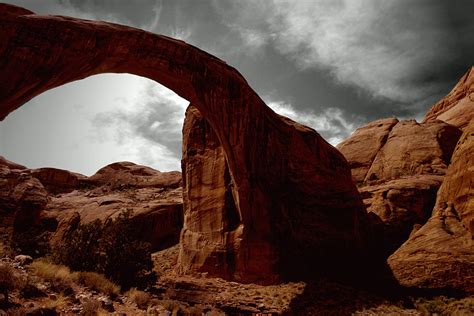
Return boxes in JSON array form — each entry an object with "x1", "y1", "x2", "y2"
[
  {"x1": 73, "y1": 271, "x2": 120, "y2": 297},
  {"x1": 126, "y1": 287, "x2": 151, "y2": 309},
  {"x1": 29, "y1": 259, "x2": 74, "y2": 292},
  {"x1": 415, "y1": 296, "x2": 474, "y2": 315},
  {"x1": 42, "y1": 294, "x2": 70, "y2": 311},
  {"x1": 0, "y1": 263, "x2": 22, "y2": 303},
  {"x1": 30, "y1": 259, "x2": 120, "y2": 297},
  {"x1": 82, "y1": 299, "x2": 104, "y2": 316}
]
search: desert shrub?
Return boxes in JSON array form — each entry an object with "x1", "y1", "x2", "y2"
[
  {"x1": 73, "y1": 271, "x2": 120, "y2": 297},
  {"x1": 54, "y1": 210, "x2": 155, "y2": 289},
  {"x1": 126, "y1": 287, "x2": 151, "y2": 309},
  {"x1": 0, "y1": 263, "x2": 21, "y2": 303},
  {"x1": 82, "y1": 299, "x2": 103, "y2": 316},
  {"x1": 29, "y1": 259, "x2": 74, "y2": 293}
]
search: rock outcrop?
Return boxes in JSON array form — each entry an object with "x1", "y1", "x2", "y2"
[
  {"x1": 360, "y1": 175, "x2": 444, "y2": 254},
  {"x1": 45, "y1": 162, "x2": 183, "y2": 252},
  {"x1": 338, "y1": 119, "x2": 461, "y2": 254},
  {"x1": 0, "y1": 4, "x2": 369, "y2": 283},
  {"x1": 423, "y1": 67, "x2": 474, "y2": 131},
  {"x1": 178, "y1": 106, "x2": 240, "y2": 279},
  {"x1": 388, "y1": 119, "x2": 474, "y2": 294},
  {"x1": 364, "y1": 120, "x2": 460, "y2": 183},
  {"x1": 337, "y1": 117, "x2": 399, "y2": 183},
  {"x1": 0, "y1": 157, "x2": 184, "y2": 255},
  {"x1": 31, "y1": 167, "x2": 87, "y2": 194}
]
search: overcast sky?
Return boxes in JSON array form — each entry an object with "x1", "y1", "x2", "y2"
[{"x1": 0, "y1": 0, "x2": 473, "y2": 175}]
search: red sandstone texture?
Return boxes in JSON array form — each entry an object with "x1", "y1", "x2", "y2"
[
  {"x1": 0, "y1": 157, "x2": 183, "y2": 255},
  {"x1": 388, "y1": 118, "x2": 474, "y2": 294},
  {"x1": 338, "y1": 117, "x2": 461, "y2": 253},
  {"x1": 423, "y1": 67, "x2": 474, "y2": 130},
  {"x1": 0, "y1": 4, "x2": 368, "y2": 283},
  {"x1": 337, "y1": 117, "x2": 399, "y2": 183}
]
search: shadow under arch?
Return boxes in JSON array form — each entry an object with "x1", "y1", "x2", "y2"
[{"x1": 0, "y1": 4, "x2": 369, "y2": 284}]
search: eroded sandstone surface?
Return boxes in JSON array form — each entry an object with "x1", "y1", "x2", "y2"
[
  {"x1": 388, "y1": 118, "x2": 474, "y2": 294},
  {"x1": 338, "y1": 118, "x2": 461, "y2": 254},
  {"x1": 424, "y1": 67, "x2": 474, "y2": 130}
]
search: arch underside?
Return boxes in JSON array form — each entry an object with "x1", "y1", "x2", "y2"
[{"x1": 0, "y1": 4, "x2": 369, "y2": 283}]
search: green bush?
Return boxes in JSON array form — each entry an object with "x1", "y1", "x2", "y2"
[{"x1": 53, "y1": 210, "x2": 155, "y2": 289}]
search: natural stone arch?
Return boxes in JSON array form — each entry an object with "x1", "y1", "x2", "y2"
[{"x1": 0, "y1": 4, "x2": 369, "y2": 284}]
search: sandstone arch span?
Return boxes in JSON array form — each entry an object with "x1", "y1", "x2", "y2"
[{"x1": 0, "y1": 4, "x2": 368, "y2": 283}]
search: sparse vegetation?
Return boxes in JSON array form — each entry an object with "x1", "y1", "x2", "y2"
[
  {"x1": 73, "y1": 271, "x2": 120, "y2": 297},
  {"x1": 29, "y1": 259, "x2": 74, "y2": 293},
  {"x1": 53, "y1": 210, "x2": 155, "y2": 289},
  {"x1": 81, "y1": 299, "x2": 102, "y2": 316},
  {"x1": 126, "y1": 287, "x2": 151, "y2": 309},
  {"x1": 0, "y1": 263, "x2": 22, "y2": 304}
]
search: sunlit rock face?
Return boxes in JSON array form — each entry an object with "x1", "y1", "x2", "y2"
[
  {"x1": 423, "y1": 67, "x2": 474, "y2": 131},
  {"x1": 0, "y1": 3, "x2": 369, "y2": 283}
]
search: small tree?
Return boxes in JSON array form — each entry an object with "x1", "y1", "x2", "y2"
[{"x1": 53, "y1": 210, "x2": 155, "y2": 289}]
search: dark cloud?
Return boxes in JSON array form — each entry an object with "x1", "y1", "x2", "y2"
[{"x1": 2, "y1": 0, "x2": 472, "y2": 165}]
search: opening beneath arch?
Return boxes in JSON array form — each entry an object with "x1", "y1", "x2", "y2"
[{"x1": 0, "y1": 73, "x2": 188, "y2": 176}]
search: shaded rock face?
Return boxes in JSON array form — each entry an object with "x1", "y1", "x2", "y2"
[
  {"x1": 0, "y1": 156, "x2": 48, "y2": 230},
  {"x1": 361, "y1": 175, "x2": 444, "y2": 255},
  {"x1": 388, "y1": 119, "x2": 474, "y2": 294},
  {"x1": 339, "y1": 119, "x2": 462, "y2": 255},
  {"x1": 31, "y1": 168, "x2": 87, "y2": 194},
  {"x1": 0, "y1": 4, "x2": 369, "y2": 283},
  {"x1": 337, "y1": 117, "x2": 399, "y2": 184},
  {"x1": 424, "y1": 67, "x2": 474, "y2": 131}
]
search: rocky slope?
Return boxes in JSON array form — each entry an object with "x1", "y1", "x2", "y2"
[{"x1": 0, "y1": 3, "x2": 369, "y2": 284}]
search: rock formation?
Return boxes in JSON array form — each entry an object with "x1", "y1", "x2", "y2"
[
  {"x1": 364, "y1": 120, "x2": 460, "y2": 183},
  {"x1": 0, "y1": 4, "x2": 369, "y2": 283},
  {"x1": 338, "y1": 118, "x2": 461, "y2": 254},
  {"x1": 178, "y1": 105, "x2": 240, "y2": 279},
  {"x1": 0, "y1": 157, "x2": 184, "y2": 256},
  {"x1": 423, "y1": 67, "x2": 474, "y2": 131},
  {"x1": 388, "y1": 118, "x2": 474, "y2": 294},
  {"x1": 337, "y1": 117, "x2": 399, "y2": 184},
  {"x1": 31, "y1": 168, "x2": 87, "y2": 194},
  {"x1": 44, "y1": 162, "x2": 183, "y2": 252}
]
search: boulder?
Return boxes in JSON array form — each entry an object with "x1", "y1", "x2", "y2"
[
  {"x1": 388, "y1": 119, "x2": 474, "y2": 294},
  {"x1": 423, "y1": 67, "x2": 474, "y2": 131}
]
